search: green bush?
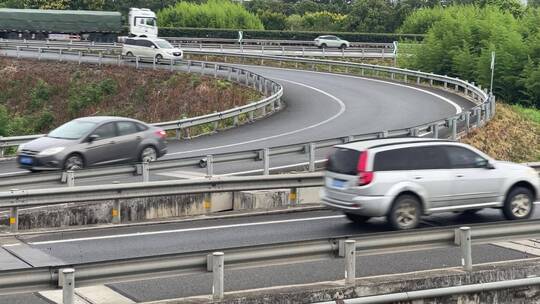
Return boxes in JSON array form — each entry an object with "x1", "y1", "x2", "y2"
[
  {"x1": 157, "y1": 0, "x2": 264, "y2": 30},
  {"x1": 285, "y1": 11, "x2": 346, "y2": 32},
  {"x1": 34, "y1": 111, "x2": 55, "y2": 132},
  {"x1": 29, "y1": 78, "x2": 52, "y2": 110},
  {"x1": 400, "y1": 5, "x2": 540, "y2": 108},
  {"x1": 68, "y1": 78, "x2": 118, "y2": 116},
  {"x1": 158, "y1": 26, "x2": 424, "y2": 42}
]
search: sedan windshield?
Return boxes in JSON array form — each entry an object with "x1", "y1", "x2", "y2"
[
  {"x1": 155, "y1": 40, "x2": 174, "y2": 49},
  {"x1": 48, "y1": 120, "x2": 97, "y2": 140}
]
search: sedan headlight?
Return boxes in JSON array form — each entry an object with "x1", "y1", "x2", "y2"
[{"x1": 38, "y1": 147, "x2": 65, "y2": 156}]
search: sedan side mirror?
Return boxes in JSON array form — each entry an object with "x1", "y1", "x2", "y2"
[
  {"x1": 88, "y1": 134, "x2": 100, "y2": 142},
  {"x1": 486, "y1": 161, "x2": 496, "y2": 169}
]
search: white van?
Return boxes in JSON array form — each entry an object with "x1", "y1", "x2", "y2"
[{"x1": 123, "y1": 37, "x2": 183, "y2": 62}]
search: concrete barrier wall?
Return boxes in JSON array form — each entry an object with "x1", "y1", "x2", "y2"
[{"x1": 0, "y1": 187, "x2": 323, "y2": 230}]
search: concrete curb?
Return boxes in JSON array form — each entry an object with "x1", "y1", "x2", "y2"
[{"x1": 0, "y1": 204, "x2": 326, "y2": 237}]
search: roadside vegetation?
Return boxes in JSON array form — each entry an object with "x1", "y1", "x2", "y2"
[
  {"x1": 462, "y1": 103, "x2": 540, "y2": 162},
  {"x1": 0, "y1": 58, "x2": 261, "y2": 137}
]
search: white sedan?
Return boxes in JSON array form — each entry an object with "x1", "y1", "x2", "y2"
[{"x1": 314, "y1": 35, "x2": 350, "y2": 49}]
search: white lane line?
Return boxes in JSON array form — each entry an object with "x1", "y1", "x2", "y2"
[
  {"x1": 0, "y1": 171, "x2": 27, "y2": 176},
  {"x1": 28, "y1": 215, "x2": 345, "y2": 245},
  {"x1": 165, "y1": 78, "x2": 346, "y2": 156},
  {"x1": 247, "y1": 65, "x2": 463, "y2": 115}
]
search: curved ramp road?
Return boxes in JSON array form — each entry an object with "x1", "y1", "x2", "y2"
[{"x1": 0, "y1": 49, "x2": 475, "y2": 182}]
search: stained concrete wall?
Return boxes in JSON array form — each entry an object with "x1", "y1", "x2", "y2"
[
  {"x1": 157, "y1": 258, "x2": 540, "y2": 304},
  {"x1": 0, "y1": 187, "x2": 324, "y2": 230}
]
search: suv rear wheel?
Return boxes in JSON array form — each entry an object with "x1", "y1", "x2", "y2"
[
  {"x1": 345, "y1": 213, "x2": 370, "y2": 224},
  {"x1": 502, "y1": 187, "x2": 534, "y2": 220},
  {"x1": 388, "y1": 195, "x2": 421, "y2": 230}
]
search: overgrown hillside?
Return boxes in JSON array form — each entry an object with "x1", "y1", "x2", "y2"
[
  {"x1": 0, "y1": 58, "x2": 261, "y2": 136},
  {"x1": 462, "y1": 103, "x2": 540, "y2": 162}
]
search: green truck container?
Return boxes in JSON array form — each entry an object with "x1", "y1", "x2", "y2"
[{"x1": 0, "y1": 8, "x2": 122, "y2": 42}]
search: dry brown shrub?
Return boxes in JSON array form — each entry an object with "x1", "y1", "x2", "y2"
[{"x1": 461, "y1": 103, "x2": 540, "y2": 162}]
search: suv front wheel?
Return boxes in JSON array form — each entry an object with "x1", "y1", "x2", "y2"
[
  {"x1": 388, "y1": 195, "x2": 421, "y2": 230},
  {"x1": 502, "y1": 187, "x2": 534, "y2": 220}
]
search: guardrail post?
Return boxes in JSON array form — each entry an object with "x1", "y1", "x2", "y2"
[
  {"x1": 345, "y1": 240, "x2": 356, "y2": 285},
  {"x1": 457, "y1": 227, "x2": 473, "y2": 271},
  {"x1": 206, "y1": 155, "x2": 214, "y2": 177},
  {"x1": 142, "y1": 161, "x2": 150, "y2": 182},
  {"x1": 302, "y1": 46, "x2": 305, "y2": 57},
  {"x1": 38, "y1": 47, "x2": 42, "y2": 60},
  {"x1": 378, "y1": 131, "x2": 388, "y2": 138},
  {"x1": 328, "y1": 64, "x2": 332, "y2": 73},
  {"x1": 214, "y1": 65, "x2": 218, "y2": 78},
  {"x1": 404, "y1": 74, "x2": 408, "y2": 83},
  {"x1": 187, "y1": 60, "x2": 192, "y2": 73},
  {"x1": 416, "y1": 76, "x2": 421, "y2": 84},
  {"x1": 170, "y1": 58, "x2": 174, "y2": 71},
  {"x1": 112, "y1": 181, "x2": 121, "y2": 224},
  {"x1": 263, "y1": 148, "x2": 270, "y2": 175},
  {"x1": 381, "y1": 48, "x2": 384, "y2": 58},
  {"x1": 236, "y1": 69, "x2": 241, "y2": 82},
  {"x1": 212, "y1": 252, "x2": 224, "y2": 300},
  {"x1": 361, "y1": 68, "x2": 365, "y2": 76},
  {"x1": 308, "y1": 143, "x2": 316, "y2": 172},
  {"x1": 152, "y1": 56, "x2": 156, "y2": 70},
  {"x1": 410, "y1": 128, "x2": 419, "y2": 137},
  {"x1": 391, "y1": 73, "x2": 395, "y2": 80},
  {"x1": 465, "y1": 111, "x2": 470, "y2": 133},
  {"x1": 289, "y1": 188, "x2": 298, "y2": 205},
  {"x1": 16, "y1": 46, "x2": 20, "y2": 58},
  {"x1": 475, "y1": 107, "x2": 482, "y2": 128},
  {"x1": 117, "y1": 54, "x2": 122, "y2": 66},
  {"x1": 245, "y1": 73, "x2": 249, "y2": 86},
  {"x1": 431, "y1": 123, "x2": 439, "y2": 139},
  {"x1": 491, "y1": 94, "x2": 496, "y2": 118},
  {"x1": 451, "y1": 117, "x2": 458, "y2": 140},
  {"x1": 233, "y1": 115, "x2": 239, "y2": 127},
  {"x1": 136, "y1": 56, "x2": 140, "y2": 69},
  {"x1": 9, "y1": 206, "x2": 18, "y2": 233},
  {"x1": 485, "y1": 100, "x2": 491, "y2": 120},
  {"x1": 248, "y1": 111, "x2": 254, "y2": 122},
  {"x1": 62, "y1": 268, "x2": 75, "y2": 304},
  {"x1": 227, "y1": 67, "x2": 232, "y2": 81},
  {"x1": 66, "y1": 170, "x2": 75, "y2": 187},
  {"x1": 444, "y1": 81, "x2": 448, "y2": 89},
  {"x1": 322, "y1": 47, "x2": 326, "y2": 58}
]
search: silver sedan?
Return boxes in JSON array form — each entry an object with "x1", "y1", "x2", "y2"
[{"x1": 17, "y1": 116, "x2": 168, "y2": 171}]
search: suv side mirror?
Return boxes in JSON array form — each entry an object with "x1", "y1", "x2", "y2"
[
  {"x1": 88, "y1": 134, "x2": 100, "y2": 142},
  {"x1": 486, "y1": 161, "x2": 496, "y2": 169},
  {"x1": 476, "y1": 158, "x2": 495, "y2": 169}
]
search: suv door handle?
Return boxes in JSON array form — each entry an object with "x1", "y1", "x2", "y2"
[
  {"x1": 414, "y1": 176, "x2": 422, "y2": 180},
  {"x1": 109, "y1": 141, "x2": 116, "y2": 144},
  {"x1": 456, "y1": 174, "x2": 464, "y2": 178}
]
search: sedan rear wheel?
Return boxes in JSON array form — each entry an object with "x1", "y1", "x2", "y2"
[
  {"x1": 140, "y1": 146, "x2": 157, "y2": 163},
  {"x1": 64, "y1": 154, "x2": 84, "y2": 170}
]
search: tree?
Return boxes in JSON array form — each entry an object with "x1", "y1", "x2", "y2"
[
  {"x1": 344, "y1": 0, "x2": 395, "y2": 32},
  {"x1": 157, "y1": 0, "x2": 264, "y2": 29},
  {"x1": 258, "y1": 11, "x2": 287, "y2": 30}
]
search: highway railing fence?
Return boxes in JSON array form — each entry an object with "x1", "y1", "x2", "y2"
[
  {"x1": 2, "y1": 219, "x2": 540, "y2": 299},
  {"x1": 0, "y1": 38, "x2": 396, "y2": 59}
]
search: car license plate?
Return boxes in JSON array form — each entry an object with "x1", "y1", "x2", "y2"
[
  {"x1": 19, "y1": 156, "x2": 33, "y2": 165},
  {"x1": 332, "y1": 179, "x2": 346, "y2": 188}
]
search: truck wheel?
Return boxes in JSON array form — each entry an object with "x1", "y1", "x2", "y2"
[{"x1": 502, "y1": 187, "x2": 534, "y2": 220}]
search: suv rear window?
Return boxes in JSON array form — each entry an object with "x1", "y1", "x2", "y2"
[{"x1": 327, "y1": 148, "x2": 360, "y2": 175}]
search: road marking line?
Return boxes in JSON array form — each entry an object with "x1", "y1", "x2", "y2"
[
  {"x1": 165, "y1": 78, "x2": 346, "y2": 156},
  {"x1": 247, "y1": 65, "x2": 464, "y2": 114},
  {"x1": 492, "y1": 241, "x2": 540, "y2": 256},
  {"x1": 156, "y1": 170, "x2": 207, "y2": 179},
  {"x1": 28, "y1": 215, "x2": 344, "y2": 245}
]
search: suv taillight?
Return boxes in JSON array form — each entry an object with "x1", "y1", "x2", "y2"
[
  {"x1": 155, "y1": 130, "x2": 166, "y2": 139},
  {"x1": 357, "y1": 151, "x2": 373, "y2": 186}
]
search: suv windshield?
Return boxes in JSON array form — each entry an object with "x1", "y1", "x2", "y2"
[
  {"x1": 48, "y1": 120, "x2": 97, "y2": 140},
  {"x1": 154, "y1": 40, "x2": 173, "y2": 49}
]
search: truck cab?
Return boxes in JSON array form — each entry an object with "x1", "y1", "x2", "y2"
[{"x1": 129, "y1": 8, "x2": 158, "y2": 38}]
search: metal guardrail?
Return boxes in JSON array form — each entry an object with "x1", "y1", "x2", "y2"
[
  {"x1": 0, "y1": 38, "x2": 396, "y2": 58},
  {"x1": 0, "y1": 46, "x2": 494, "y2": 188},
  {"x1": 0, "y1": 46, "x2": 284, "y2": 155},
  {"x1": 1, "y1": 219, "x2": 540, "y2": 296}
]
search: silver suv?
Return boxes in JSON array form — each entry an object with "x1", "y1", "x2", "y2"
[{"x1": 321, "y1": 138, "x2": 539, "y2": 230}]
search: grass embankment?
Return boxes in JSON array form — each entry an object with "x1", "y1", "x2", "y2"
[
  {"x1": 0, "y1": 58, "x2": 261, "y2": 137},
  {"x1": 462, "y1": 103, "x2": 540, "y2": 162}
]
